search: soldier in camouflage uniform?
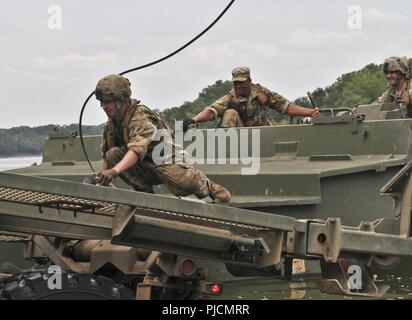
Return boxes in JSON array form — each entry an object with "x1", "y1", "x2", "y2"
[
  {"x1": 377, "y1": 56, "x2": 412, "y2": 118},
  {"x1": 183, "y1": 67, "x2": 320, "y2": 130},
  {"x1": 95, "y1": 74, "x2": 231, "y2": 203}
]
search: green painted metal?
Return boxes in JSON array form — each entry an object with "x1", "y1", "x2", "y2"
[{"x1": 11, "y1": 107, "x2": 412, "y2": 227}]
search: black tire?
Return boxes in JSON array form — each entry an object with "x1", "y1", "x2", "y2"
[{"x1": 0, "y1": 269, "x2": 135, "y2": 300}]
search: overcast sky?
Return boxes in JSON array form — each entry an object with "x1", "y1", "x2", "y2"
[{"x1": 0, "y1": 0, "x2": 411, "y2": 128}]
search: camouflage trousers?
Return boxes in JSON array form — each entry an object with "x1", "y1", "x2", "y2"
[
  {"x1": 105, "y1": 147, "x2": 211, "y2": 198},
  {"x1": 219, "y1": 109, "x2": 244, "y2": 128}
]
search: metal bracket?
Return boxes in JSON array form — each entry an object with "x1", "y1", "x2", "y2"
[
  {"x1": 255, "y1": 231, "x2": 283, "y2": 268},
  {"x1": 381, "y1": 162, "x2": 412, "y2": 237}
]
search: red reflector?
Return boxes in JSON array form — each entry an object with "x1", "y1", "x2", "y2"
[
  {"x1": 181, "y1": 259, "x2": 195, "y2": 276},
  {"x1": 210, "y1": 284, "x2": 222, "y2": 294}
]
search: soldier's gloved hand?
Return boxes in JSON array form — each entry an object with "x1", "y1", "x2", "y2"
[
  {"x1": 98, "y1": 169, "x2": 119, "y2": 186},
  {"x1": 396, "y1": 96, "x2": 406, "y2": 105},
  {"x1": 311, "y1": 108, "x2": 321, "y2": 117},
  {"x1": 183, "y1": 118, "x2": 197, "y2": 132}
]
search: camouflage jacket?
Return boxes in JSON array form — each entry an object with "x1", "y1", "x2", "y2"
[
  {"x1": 101, "y1": 99, "x2": 178, "y2": 164},
  {"x1": 378, "y1": 81, "x2": 412, "y2": 117},
  {"x1": 206, "y1": 83, "x2": 290, "y2": 127}
]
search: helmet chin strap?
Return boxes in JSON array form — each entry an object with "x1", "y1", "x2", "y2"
[
  {"x1": 395, "y1": 74, "x2": 406, "y2": 90},
  {"x1": 390, "y1": 73, "x2": 405, "y2": 90},
  {"x1": 112, "y1": 101, "x2": 123, "y2": 121}
]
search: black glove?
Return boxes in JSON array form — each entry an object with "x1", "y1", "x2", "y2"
[
  {"x1": 97, "y1": 169, "x2": 119, "y2": 186},
  {"x1": 183, "y1": 118, "x2": 197, "y2": 132}
]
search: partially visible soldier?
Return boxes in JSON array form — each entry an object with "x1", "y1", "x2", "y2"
[
  {"x1": 377, "y1": 56, "x2": 412, "y2": 118},
  {"x1": 183, "y1": 67, "x2": 320, "y2": 130},
  {"x1": 95, "y1": 74, "x2": 231, "y2": 203}
]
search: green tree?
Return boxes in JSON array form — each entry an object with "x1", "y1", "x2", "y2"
[
  {"x1": 296, "y1": 62, "x2": 394, "y2": 108},
  {"x1": 161, "y1": 80, "x2": 232, "y2": 128}
]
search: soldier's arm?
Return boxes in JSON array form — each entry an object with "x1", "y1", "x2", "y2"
[
  {"x1": 183, "y1": 95, "x2": 229, "y2": 130},
  {"x1": 286, "y1": 103, "x2": 320, "y2": 117},
  {"x1": 261, "y1": 85, "x2": 319, "y2": 117},
  {"x1": 191, "y1": 95, "x2": 230, "y2": 123},
  {"x1": 99, "y1": 125, "x2": 110, "y2": 172},
  {"x1": 112, "y1": 150, "x2": 139, "y2": 174},
  {"x1": 100, "y1": 160, "x2": 108, "y2": 172},
  {"x1": 109, "y1": 125, "x2": 153, "y2": 173},
  {"x1": 193, "y1": 108, "x2": 216, "y2": 123},
  {"x1": 97, "y1": 152, "x2": 138, "y2": 185},
  {"x1": 126, "y1": 113, "x2": 157, "y2": 164},
  {"x1": 98, "y1": 122, "x2": 139, "y2": 176}
]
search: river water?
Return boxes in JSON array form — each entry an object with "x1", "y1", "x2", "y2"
[{"x1": 0, "y1": 156, "x2": 42, "y2": 172}]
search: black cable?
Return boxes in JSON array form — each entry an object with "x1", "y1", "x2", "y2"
[{"x1": 79, "y1": 0, "x2": 236, "y2": 173}]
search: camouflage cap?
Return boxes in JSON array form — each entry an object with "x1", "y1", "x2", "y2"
[
  {"x1": 383, "y1": 57, "x2": 410, "y2": 78},
  {"x1": 232, "y1": 67, "x2": 251, "y2": 82},
  {"x1": 95, "y1": 74, "x2": 132, "y2": 102}
]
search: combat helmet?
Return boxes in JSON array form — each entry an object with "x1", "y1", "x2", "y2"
[
  {"x1": 95, "y1": 74, "x2": 132, "y2": 102},
  {"x1": 383, "y1": 57, "x2": 410, "y2": 79}
]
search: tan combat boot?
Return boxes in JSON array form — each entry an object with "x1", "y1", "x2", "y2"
[{"x1": 208, "y1": 180, "x2": 232, "y2": 203}]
